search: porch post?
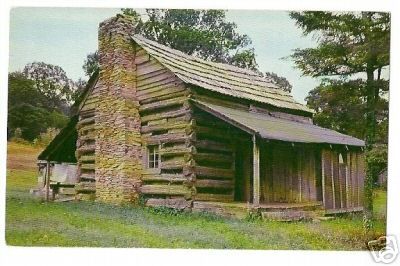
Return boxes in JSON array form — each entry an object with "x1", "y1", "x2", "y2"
[
  {"x1": 321, "y1": 152, "x2": 326, "y2": 207},
  {"x1": 252, "y1": 135, "x2": 260, "y2": 206},
  {"x1": 45, "y1": 161, "x2": 50, "y2": 202}
]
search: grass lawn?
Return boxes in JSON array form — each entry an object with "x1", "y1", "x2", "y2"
[{"x1": 5, "y1": 141, "x2": 387, "y2": 249}]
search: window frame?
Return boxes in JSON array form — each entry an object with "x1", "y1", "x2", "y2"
[{"x1": 147, "y1": 144, "x2": 161, "y2": 171}]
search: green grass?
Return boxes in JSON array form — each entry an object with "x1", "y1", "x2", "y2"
[{"x1": 5, "y1": 141, "x2": 387, "y2": 249}]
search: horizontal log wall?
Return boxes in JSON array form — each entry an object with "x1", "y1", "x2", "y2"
[
  {"x1": 322, "y1": 149, "x2": 365, "y2": 210},
  {"x1": 75, "y1": 89, "x2": 98, "y2": 195},
  {"x1": 191, "y1": 106, "x2": 249, "y2": 203},
  {"x1": 193, "y1": 88, "x2": 313, "y2": 124},
  {"x1": 136, "y1": 47, "x2": 194, "y2": 208}
]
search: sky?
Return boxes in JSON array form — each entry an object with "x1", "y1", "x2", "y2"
[{"x1": 8, "y1": 7, "x2": 320, "y2": 103}]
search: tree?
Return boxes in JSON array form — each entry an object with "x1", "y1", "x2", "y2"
[
  {"x1": 264, "y1": 72, "x2": 293, "y2": 92},
  {"x1": 73, "y1": 78, "x2": 88, "y2": 101},
  {"x1": 290, "y1": 11, "x2": 390, "y2": 218},
  {"x1": 23, "y1": 62, "x2": 78, "y2": 114},
  {"x1": 82, "y1": 51, "x2": 99, "y2": 78},
  {"x1": 7, "y1": 72, "x2": 68, "y2": 141}
]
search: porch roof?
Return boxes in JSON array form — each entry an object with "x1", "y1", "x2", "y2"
[{"x1": 193, "y1": 100, "x2": 365, "y2": 147}]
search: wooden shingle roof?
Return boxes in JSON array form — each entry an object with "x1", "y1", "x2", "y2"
[{"x1": 132, "y1": 35, "x2": 312, "y2": 114}]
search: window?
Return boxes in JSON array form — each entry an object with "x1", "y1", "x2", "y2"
[{"x1": 148, "y1": 145, "x2": 160, "y2": 169}]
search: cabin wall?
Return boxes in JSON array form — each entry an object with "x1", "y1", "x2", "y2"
[
  {"x1": 234, "y1": 139, "x2": 252, "y2": 202},
  {"x1": 76, "y1": 83, "x2": 97, "y2": 197},
  {"x1": 135, "y1": 48, "x2": 195, "y2": 209},
  {"x1": 321, "y1": 149, "x2": 365, "y2": 210},
  {"x1": 191, "y1": 108, "x2": 249, "y2": 203},
  {"x1": 260, "y1": 143, "x2": 319, "y2": 204},
  {"x1": 192, "y1": 87, "x2": 313, "y2": 124}
]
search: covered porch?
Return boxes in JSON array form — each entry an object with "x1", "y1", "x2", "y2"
[
  {"x1": 193, "y1": 100, "x2": 365, "y2": 214},
  {"x1": 234, "y1": 139, "x2": 323, "y2": 206}
]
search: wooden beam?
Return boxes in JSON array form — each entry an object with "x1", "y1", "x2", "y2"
[
  {"x1": 141, "y1": 121, "x2": 188, "y2": 134},
  {"x1": 331, "y1": 154, "x2": 336, "y2": 209},
  {"x1": 193, "y1": 152, "x2": 233, "y2": 164},
  {"x1": 194, "y1": 193, "x2": 234, "y2": 202},
  {"x1": 141, "y1": 173, "x2": 187, "y2": 183},
  {"x1": 195, "y1": 166, "x2": 234, "y2": 179},
  {"x1": 75, "y1": 181, "x2": 96, "y2": 193},
  {"x1": 45, "y1": 161, "x2": 50, "y2": 201},
  {"x1": 194, "y1": 139, "x2": 233, "y2": 153},
  {"x1": 140, "y1": 184, "x2": 192, "y2": 197},
  {"x1": 298, "y1": 150, "x2": 303, "y2": 202},
  {"x1": 345, "y1": 153, "x2": 351, "y2": 208},
  {"x1": 139, "y1": 96, "x2": 188, "y2": 113},
  {"x1": 253, "y1": 135, "x2": 260, "y2": 206},
  {"x1": 79, "y1": 155, "x2": 95, "y2": 163},
  {"x1": 321, "y1": 151, "x2": 326, "y2": 207},
  {"x1": 196, "y1": 179, "x2": 234, "y2": 189}
]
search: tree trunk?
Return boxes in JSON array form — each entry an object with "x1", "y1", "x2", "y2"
[{"x1": 364, "y1": 68, "x2": 376, "y2": 219}]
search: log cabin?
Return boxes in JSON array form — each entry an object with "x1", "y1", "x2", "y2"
[{"x1": 37, "y1": 15, "x2": 366, "y2": 219}]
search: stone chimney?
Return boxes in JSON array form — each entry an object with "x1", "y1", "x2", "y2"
[{"x1": 94, "y1": 15, "x2": 142, "y2": 203}]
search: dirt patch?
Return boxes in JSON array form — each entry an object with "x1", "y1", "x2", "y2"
[{"x1": 7, "y1": 142, "x2": 42, "y2": 171}]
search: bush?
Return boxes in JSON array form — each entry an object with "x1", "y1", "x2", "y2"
[
  {"x1": 9, "y1": 128, "x2": 31, "y2": 145},
  {"x1": 366, "y1": 144, "x2": 387, "y2": 185}
]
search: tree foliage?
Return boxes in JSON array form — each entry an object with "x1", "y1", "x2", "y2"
[
  {"x1": 82, "y1": 51, "x2": 99, "y2": 78},
  {"x1": 264, "y1": 72, "x2": 292, "y2": 92},
  {"x1": 306, "y1": 79, "x2": 388, "y2": 142},
  {"x1": 8, "y1": 72, "x2": 69, "y2": 141},
  {"x1": 290, "y1": 12, "x2": 390, "y2": 77},
  {"x1": 23, "y1": 62, "x2": 80, "y2": 114}
]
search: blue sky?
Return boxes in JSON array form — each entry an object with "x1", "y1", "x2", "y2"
[{"x1": 9, "y1": 7, "x2": 320, "y2": 103}]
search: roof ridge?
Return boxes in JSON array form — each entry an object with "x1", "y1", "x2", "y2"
[{"x1": 133, "y1": 34, "x2": 268, "y2": 79}]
